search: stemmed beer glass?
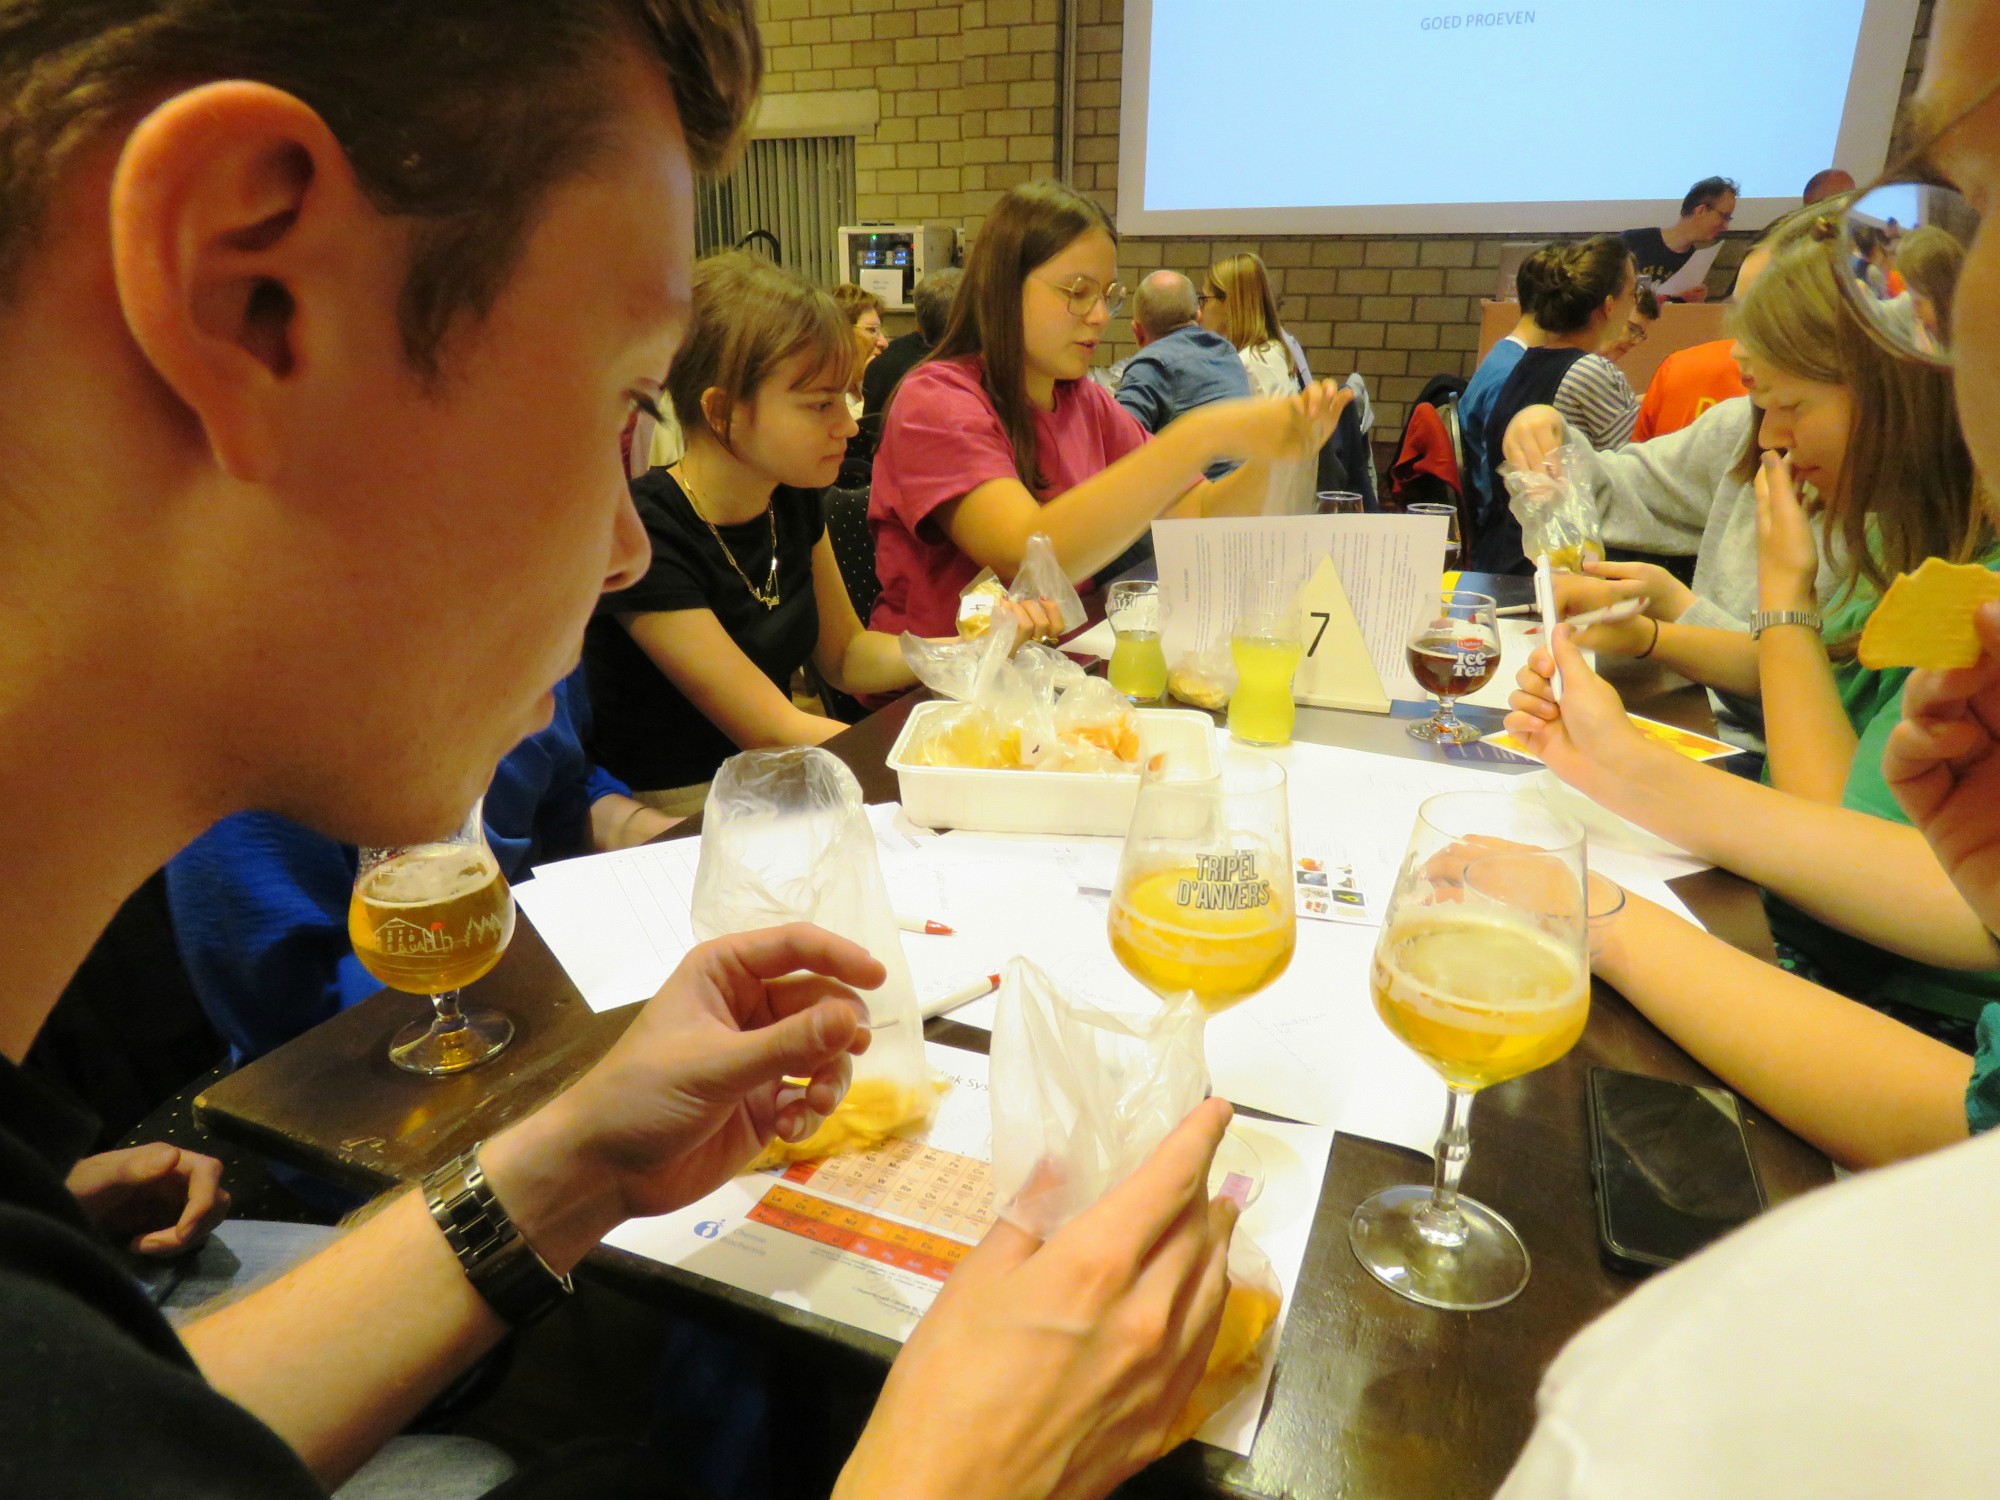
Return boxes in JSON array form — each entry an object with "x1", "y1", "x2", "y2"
[
  {"x1": 1107, "y1": 749, "x2": 1295, "y2": 1190},
  {"x1": 1406, "y1": 589, "x2": 1500, "y2": 745},
  {"x1": 1349, "y1": 791, "x2": 1589, "y2": 1310},
  {"x1": 348, "y1": 799, "x2": 517, "y2": 1076}
]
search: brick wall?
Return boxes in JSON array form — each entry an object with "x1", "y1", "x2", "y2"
[{"x1": 755, "y1": 0, "x2": 1933, "y2": 436}]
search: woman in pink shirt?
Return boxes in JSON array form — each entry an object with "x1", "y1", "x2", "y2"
[{"x1": 868, "y1": 181, "x2": 1349, "y2": 637}]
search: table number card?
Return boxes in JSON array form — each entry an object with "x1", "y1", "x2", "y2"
[{"x1": 1292, "y1": 555, "x2": 1392, "y2": 713}]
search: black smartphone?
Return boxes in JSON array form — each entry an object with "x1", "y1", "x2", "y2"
[{"x1": 1586, "y1": 1067, "x2": 1767, "y2": 1274}]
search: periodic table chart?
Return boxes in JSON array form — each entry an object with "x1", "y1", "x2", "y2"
[
  {"x1": 604, "y1": 1044, "x2": 998, "y2": 1341},
  {"x1": 748, "y1": 1135, "x2": 996, "y2": 1282},
  {"x1": 605, "y1": 1038, "x2": 1335, "y2": 1458}
]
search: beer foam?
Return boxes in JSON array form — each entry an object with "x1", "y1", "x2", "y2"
[{"x1": 361, "y1": 845, "x2": 499, "y2": 905}]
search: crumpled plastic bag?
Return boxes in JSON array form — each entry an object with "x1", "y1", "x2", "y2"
[
  {"x1": 953, "y1": 532, "x2": 1088, "y2": 640},
  {"x1": 1163, "y1": 1235, "x2": 1283, "y2": 1447},
  {"x1": 691, "y1": 747, "x2": 941, "y2": 1165},
  {"x1": 988, "y1": 957, "x2": 1282, "y2": 1448},
  {"x1": 1502, "y1": 438, "x2": 1605, "y2": 573},
  {"x1": 901, "y1": 543, "x2": 1139, "y2": 774},
  {"x1": 990, "y1": 957, "x2": 1207, "y2": 1235},
  {"x1": 1168, "y1": 632, "x2": 1236, "y2": 711}
]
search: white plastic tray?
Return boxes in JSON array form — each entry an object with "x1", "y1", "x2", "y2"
[{"x1": 888, "y1": 705, "x2": 1217, "y2": 835}]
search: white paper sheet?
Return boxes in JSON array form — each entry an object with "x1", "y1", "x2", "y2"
[
  {"x1": 602, "y1": 1043, "x2": 1335, "y2": 1458},
  {"x1": 1653, "y1": 243, "x2": 1723, "y2": 299},
  {"x1": 857, "y1": 266, "x2": 904, "y2": 307},
  {"x1": 516, "y1": 804, "x2": 951, "y2": 1015},
  {"x1": 1150, "y1": 514, "x2": 1447, "y2": 701},
  {"x1": 513, "y1": 838, "x2": 704, "y2": 1013},
  {"x1": 517, "y1": 766, "x2": 1681, "y2": 1157},
  {"x1": 1063, "y1": 619, "x2": 1117, "y2": 660}
]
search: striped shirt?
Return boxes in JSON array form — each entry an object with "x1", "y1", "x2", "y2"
[{"x1": 1553, "y1": 352, "x2": 1639, "y2": 450}]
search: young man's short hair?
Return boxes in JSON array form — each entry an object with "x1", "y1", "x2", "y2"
[{"x1": 0, "y1": 1, "x2": 760, "y2": 376}]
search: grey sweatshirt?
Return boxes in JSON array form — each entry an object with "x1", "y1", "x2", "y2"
[{"x1": 1553, "y1": 396, "x2": 1841, "y2": 748}]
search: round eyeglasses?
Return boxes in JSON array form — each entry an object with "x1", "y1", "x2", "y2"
[
  {"x1": 1039, "y1": 276, "x2": 1129, "y2": 320},
  {"x1": 1830, "y1": 179, "x2": 1980, "y2": 367}
]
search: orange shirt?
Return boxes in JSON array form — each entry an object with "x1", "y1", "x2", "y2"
[{"x1": 1632, "y1": 339, "x2": 1749, "y2": 443}]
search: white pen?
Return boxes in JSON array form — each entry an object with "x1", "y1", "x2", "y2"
[
  {"x1": 1533, "y1": 554, "x2": 1562, "y2": 701},
  {"x1": 1561, "y1": 596, "x2": 1648, "y2": 633},
  {"x1": 921, "y1": 972, "x2": 1001, "y2": 1020}
]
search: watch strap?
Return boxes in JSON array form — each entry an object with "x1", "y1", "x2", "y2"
[
  {"x1": 423, "y1": 1145, "x2": 573, "y2": 1326},
  {"x1": 1750, "y1": 608, "x2": 1822, "y2": 640}
]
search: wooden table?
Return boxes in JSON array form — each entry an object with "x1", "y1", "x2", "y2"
[{"x1": 197, "y1": 580, "x2": 1827, "y2": 1500}]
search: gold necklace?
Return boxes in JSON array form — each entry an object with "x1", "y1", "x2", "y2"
[{"x1": 673, "y1": 464, "x2": 780, "y2": 610}]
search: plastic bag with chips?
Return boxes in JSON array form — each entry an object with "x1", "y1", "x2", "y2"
[
  {"x1": 691, "y1": 747, "x2": 941, "y2": 1165},
  {"x1": 988, "y1": 957, "x2": 1281, "y2": 1449},
  {"x1": 900, "y1": 616, "x2": 1142, "y2": 775},
  {"x1": 1502, "y1": 437, "x2": 1605, "y2": 573},
  {"x1": 955, "y1": 533, "x2": 1088, "y2": 640},
  {"x1": 1167, "y1": 629, "x2": 1237, "y2": 711}
]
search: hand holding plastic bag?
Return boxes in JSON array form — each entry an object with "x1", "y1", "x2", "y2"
[
  {"x1": 692, "y1": 748, "x2": 940, "y2": 1163},
  {"x1": 952, "y1": 532, "x2": 1088, "y2": 641},
  {"x1": 1502, "y1": 437, "x2": 1605, "y2": 573},
  {"x1": 989, "y1": 957, "x2": 1207, "y2": 1236},
  {"x1": 987, "y1": 958, "x2": 1281, "y2": 1448},
  {"x1": 899, "y1": 538, "x2": 1139, "y2": 773}
]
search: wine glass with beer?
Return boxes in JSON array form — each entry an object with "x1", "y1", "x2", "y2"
[
  {"x1": 1404, "y1": 502, "x2": 1462, "y2": 571},
  {"x1": 1348, "y1": 791, "x2": 1589, "y2": 1310},
  {"x1": 1107, "y1": 749, "x2": 1295, "y2": 1190},
  {"x1": 1406, "y1": 588, "x2": 1499, "y2": 744},
  {"x1": 348, "y1": 800, "x2": 517, "y2": 1076}
]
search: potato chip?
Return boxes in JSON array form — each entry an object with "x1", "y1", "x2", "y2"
[{"x1": 1857, "y1": 557, "x2": 2000, "y2": 670}]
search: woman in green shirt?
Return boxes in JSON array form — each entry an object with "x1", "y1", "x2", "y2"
[{"x1": 1504, "y1": 204, "x2": 1999, "y2": 1169}]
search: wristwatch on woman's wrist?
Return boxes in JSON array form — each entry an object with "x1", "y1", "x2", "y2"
[{"x1": 1749, "y1": 608, "x2": 1821, "y2": 640}]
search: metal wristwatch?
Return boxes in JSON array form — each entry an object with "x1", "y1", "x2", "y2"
[
  {"x1": 423, "y1": 1144, "x2": 573, "y2": 1326},
  {"x1": 1749, "y1": 608, "x2": 1822, "y2": 640}
]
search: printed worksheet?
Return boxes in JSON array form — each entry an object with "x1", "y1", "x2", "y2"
[
  {"x1": 1150, "y1": 513, "x2": 1448, "y2": 700},
  {"x1": 603, "y1": 1043, "x2": 1337, "y2": 1458}
]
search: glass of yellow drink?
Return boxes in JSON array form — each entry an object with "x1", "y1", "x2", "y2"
[
  {"x1": 1348, "y1": 792, "x2": 1589, "y2": 1311},
  {"x1": 1106, "y1": 580, "x2": 1169, "y2": 702},
  {"x1": 1108, "y1": 749, "x2": 1294, "y2": 1195},
  {"x1": 349, "y1": 798, "x2": 517, "y2": 1076},
  {"x1": 1227, "y1": 576, "x2": 1304, "y2": 746}
]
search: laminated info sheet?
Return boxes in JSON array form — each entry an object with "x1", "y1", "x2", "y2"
[
  {"x1": 1150, "y1": 513, "x2": 1448, "y2": 702},
  {"x1": 604, "y1": 1042, "x2": 1336, "y2": 1458}
]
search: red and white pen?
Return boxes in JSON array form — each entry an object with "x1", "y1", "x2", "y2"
[
  {"x1": 897, "y1": 915, "x2": 956, "y2": 936},
  {"x1": 921, "y1": 973, "x2": 1000, "y2": 1020}
]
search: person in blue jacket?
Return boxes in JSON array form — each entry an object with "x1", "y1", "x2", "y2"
[{"x1": 167, "y1": 668, "x2": 675, "y2": 1066}]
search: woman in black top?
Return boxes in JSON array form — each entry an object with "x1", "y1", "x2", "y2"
[
  {"x1": 588, "y1": 254, "x2": 989, "y2": 793},
  {"x1": 1471, "y1": 237, "x2": 1639, "y2": 573}
]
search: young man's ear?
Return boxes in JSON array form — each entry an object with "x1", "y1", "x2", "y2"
[
  {"x1": 109, "y1": 81, "x2": 385, "y2": 483},
  {"x1": 699, "y1": 386, "x2": 733, "y2": 446}
]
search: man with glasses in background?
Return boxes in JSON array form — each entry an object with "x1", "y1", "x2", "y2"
[
  {"x1": 1621, "y1": 174, "x2": 1741, "y2": 301},
  {"x1": 1497, "y1": 10, "x2": 1995, "y2": 1487}
]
